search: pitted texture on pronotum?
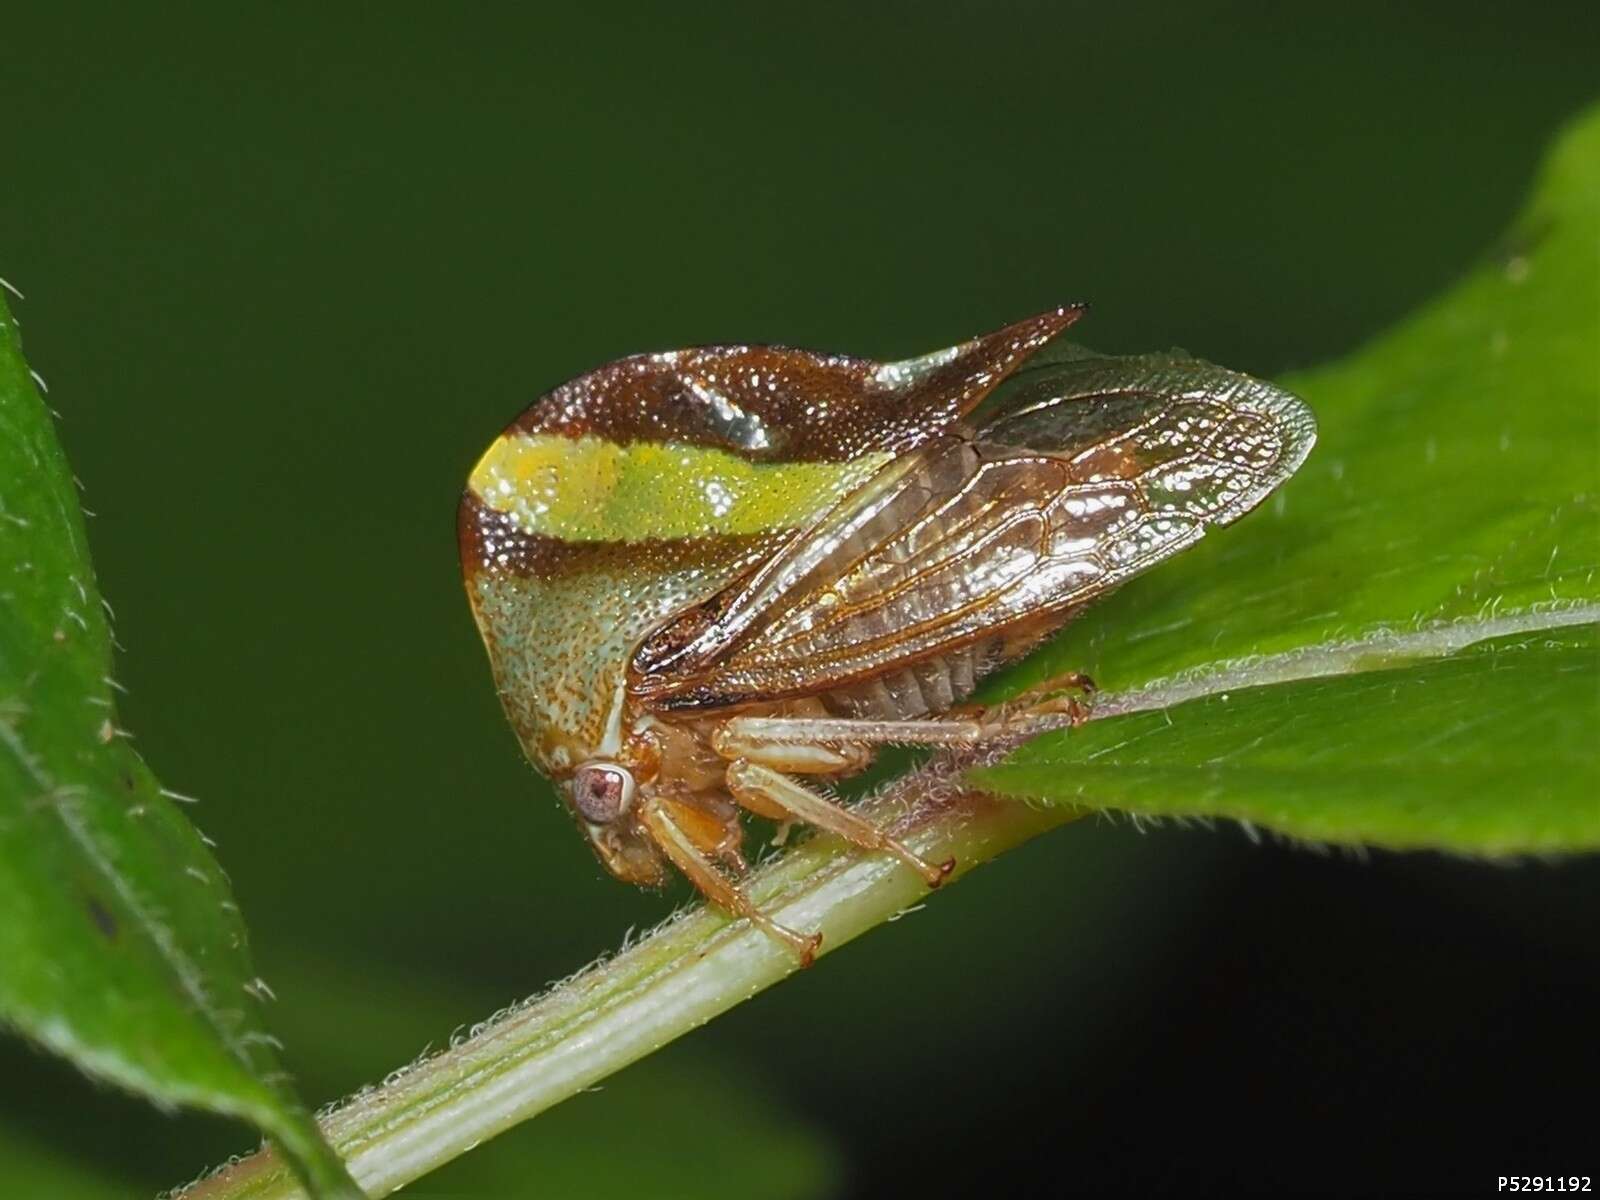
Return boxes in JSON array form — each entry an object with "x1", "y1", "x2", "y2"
[
  {"x1": 500, "y1": 307, "x2": 1084, "y2": 462},
  {"x1": 458, "y1": 309, "x2": 1314, "y2": 945}
]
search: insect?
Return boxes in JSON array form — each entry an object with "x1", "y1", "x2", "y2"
[{"x1": 459, "y1": 307, "x2": 1315, "y2": 961}]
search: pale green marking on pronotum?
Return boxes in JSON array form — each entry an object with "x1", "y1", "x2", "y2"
[{"x1": 469, "y1": 434, "x2": 894, "y2": 542}]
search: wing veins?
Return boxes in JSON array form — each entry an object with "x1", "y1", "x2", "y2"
[
  {"x1": 762, "y1": 471, "x2": 1145, "y2": 653},
  {"x1": 782, "y1": 459, "x2": 1053, "y2": 626},
  {"x1": 753, "y1": 471, "x2": 1155, "y2": 666},
  {"x1": 757, "y1": 504, "x2": 1053, "y2": 659}
]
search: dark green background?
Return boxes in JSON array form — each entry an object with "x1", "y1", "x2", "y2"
[{"x1": 3, "y1": 4, "x2": 1597, "y2": 1195}]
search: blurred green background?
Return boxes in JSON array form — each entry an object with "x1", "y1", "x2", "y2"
[{"x1": 2, "y1": 3, "x2": 1597, "y2": 1195}]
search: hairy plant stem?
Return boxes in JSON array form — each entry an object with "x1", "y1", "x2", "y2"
[{"x1": 173, "y1": 740, "x2": 1078, "y2": 1200}]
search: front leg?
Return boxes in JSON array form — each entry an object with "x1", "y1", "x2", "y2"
[{"x1": 640, "y1": 799, "x2": 822, "y2": 965}]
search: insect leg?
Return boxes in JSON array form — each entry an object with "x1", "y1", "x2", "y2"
[
  {"x1": 715, "y1": 715, "x2": 989, "y2": 760},
  {"x1": 713, "y1": 703, "x2": 1089, "y2": 761},
  {"x1": 639, "y1": 800, "x2": 822, "y2": 966},
  {"x1": 972, "y1": 669, "x2": 1097, "y2": 725},
  {"x1": 725, "y1": 761, "x2": 955, "y2": 888}
]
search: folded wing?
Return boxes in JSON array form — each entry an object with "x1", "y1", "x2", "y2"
[{"x1": 629, "y1": 351, "x2": 1315, "y2": 712}]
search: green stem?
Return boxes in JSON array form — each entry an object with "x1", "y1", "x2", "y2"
[{"x1": 172, "y1": 746, "x2": 1078, "y2": 1200}]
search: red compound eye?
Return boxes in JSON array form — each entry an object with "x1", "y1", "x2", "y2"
[{"x1": 571, "y1": 763, "x2": 635, "y2": 825}]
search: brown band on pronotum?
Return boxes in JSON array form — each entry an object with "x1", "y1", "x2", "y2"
[
  {"x1": 502, "y1": 307, "x2": 1085, "y2": 463},
  {"x1": 457, "y1": 491, "x2": 789, "y2": 582}
]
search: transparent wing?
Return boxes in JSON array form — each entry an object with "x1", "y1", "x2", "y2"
[{"x1": 629, "y1": 352, "x2": 1315, "y2": 711}]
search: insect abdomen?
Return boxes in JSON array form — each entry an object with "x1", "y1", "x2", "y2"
[
  {"x1": 813, "y1": 443, "x2": 1043, "y2": 719},
  {"x1": 817, "y1": 442, "x2": 1023, "y2": 719},
  {"x1": 826, "y1": 640, "x2": 993, "y2": 720}
]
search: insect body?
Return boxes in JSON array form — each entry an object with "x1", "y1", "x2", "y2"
[{"x1": 460, "y1": 308, "x2": 1315, "y2": 960}]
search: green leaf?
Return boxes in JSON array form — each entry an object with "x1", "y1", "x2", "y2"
[
  {"x1": 0, "y1": 290, "x2": 361, "y2": 1198},
  {"x1": 977, "y1": 626, "x2": 1599, "y2": 853},
  {"x1": 977, "y1": 104, "x2": 1600, "y2": 851}
]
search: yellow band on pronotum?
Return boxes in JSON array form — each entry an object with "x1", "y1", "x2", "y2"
[{"x1": 469, "y1": 433, "x2": 892, "y2": 543}]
